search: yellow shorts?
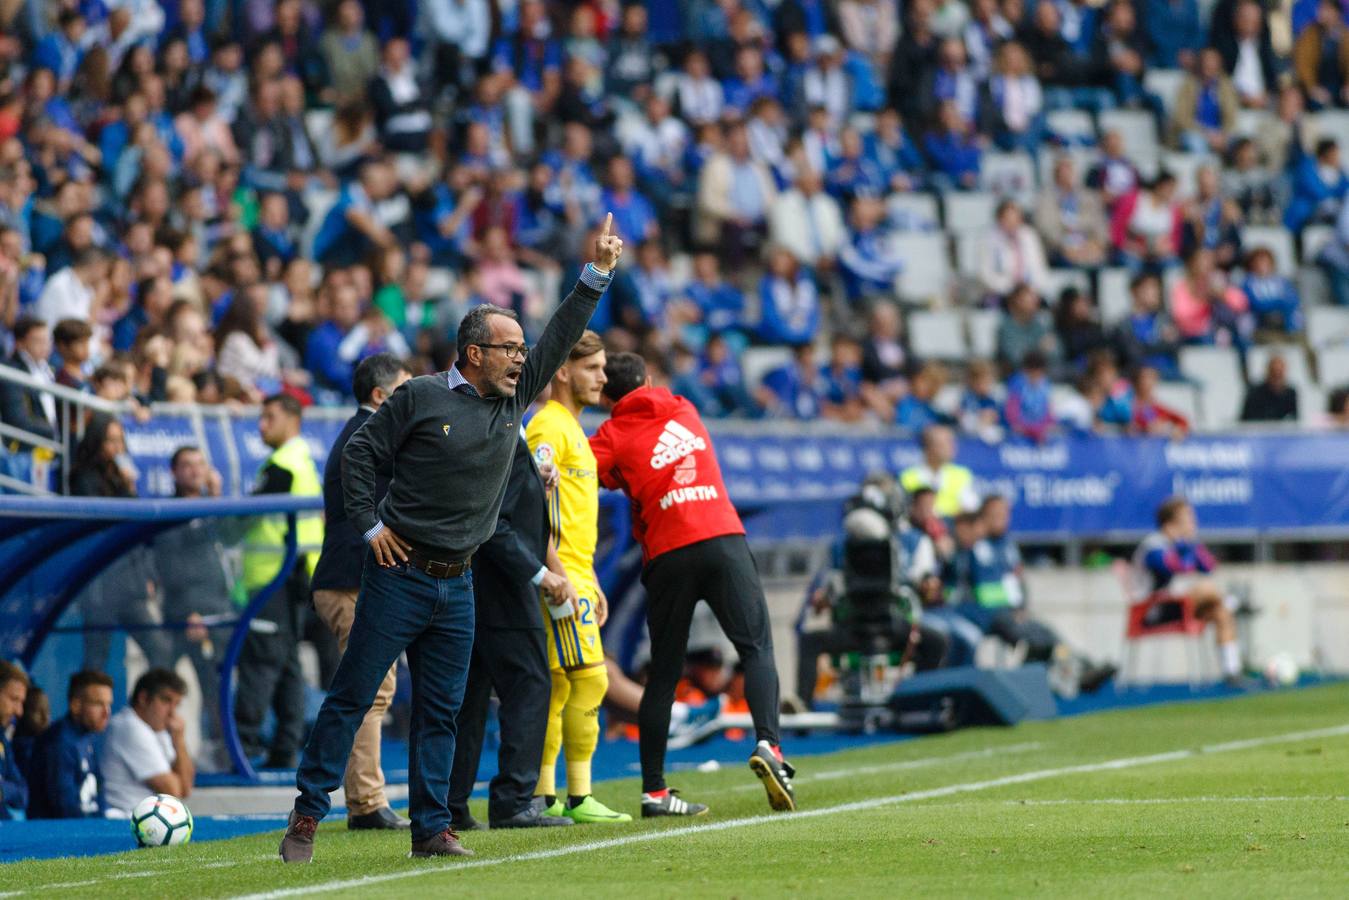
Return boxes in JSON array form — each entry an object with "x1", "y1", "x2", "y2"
[{"x1": 543, "y1": 575, "x2": 605, "y2": 673}]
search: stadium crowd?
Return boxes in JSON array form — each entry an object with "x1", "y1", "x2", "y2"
[{"x1": 3, "y1": 0, "x2": 1349, "y2": 446}]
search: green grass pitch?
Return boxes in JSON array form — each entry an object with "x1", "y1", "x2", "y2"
[{"x1": 3, "y1": 682, "x2": 1346, "y2": 898}]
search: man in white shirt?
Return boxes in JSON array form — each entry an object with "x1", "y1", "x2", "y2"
[
  {"x1": 1227, "y1": 1, "x2": 1272, "y2": 109},
  {"x1": 34, "y1": 248, "x2": 107, "y2": 326},
  {"x1": 99, "y1": 669, "x2": 194, "y2": 816},
  {"x1": 769, "y1": 167, "x2": 847, "y2": 269}
]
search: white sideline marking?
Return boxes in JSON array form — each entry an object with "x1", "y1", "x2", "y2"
[
  {"x1": 722, "y1": 741, "x2": 1044, "y2": 792},
  {"x1": 230, "y1": 723, "x2": 1349, "y2": 900},
  {"x1": 999, "y1": 795, "x2": 1348, "y2": 807}
]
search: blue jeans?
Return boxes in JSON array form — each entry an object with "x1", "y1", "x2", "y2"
[
  {"x1": 295, "y1": 555, "x2": 475, "y2": 841},
  {"x1": 921, "y1": 606, "x2": 984, "y2": 667}
]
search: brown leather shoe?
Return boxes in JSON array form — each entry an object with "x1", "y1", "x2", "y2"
[
  {"x1": 279, "y1": 810, "x2": 318, "y2": 863},
  {"x1": 409, "y1": 828, "x2": 475, "y2": 858}
]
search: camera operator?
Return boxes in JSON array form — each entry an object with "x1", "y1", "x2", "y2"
[{"x1": 794, "y1": 477, "x2": 948, "y2": 710}]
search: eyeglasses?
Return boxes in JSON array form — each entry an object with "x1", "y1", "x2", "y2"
[{"x1": 475, "y1": 342, "x2": 531, "y2": 361}]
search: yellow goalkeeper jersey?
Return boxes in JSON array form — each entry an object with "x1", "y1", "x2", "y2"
[{"x1": 526, "y1": 400, "x2": 598, "y2": 582}]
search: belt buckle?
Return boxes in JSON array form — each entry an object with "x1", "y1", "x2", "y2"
[{"x1": 427, "y1": 559, "x2": 451, "y2": 578}]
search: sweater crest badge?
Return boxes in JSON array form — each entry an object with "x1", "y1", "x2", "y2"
[{"x1": 442, "y1": 424, "x2": 451, "y2": 436}]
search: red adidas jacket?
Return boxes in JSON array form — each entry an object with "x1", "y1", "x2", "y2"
[{"x1": 590, "y1": 387, "x2": 745, "y2": 563}]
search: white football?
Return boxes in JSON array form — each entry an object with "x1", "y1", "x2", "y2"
[
  {"x1": 131, "y1": 793, "x2": 194, "y2": 848},
  {"x1": 1262, "y1": 652, "x2": 1300, "y2": 688}
]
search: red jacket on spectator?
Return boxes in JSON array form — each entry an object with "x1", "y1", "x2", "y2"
[
  {"x1": 590, "y1": 386, "x2": 745, "y2": 564},
  {"x1": 1109, "y1": 189, "x2": 1184, "y2": 257}
]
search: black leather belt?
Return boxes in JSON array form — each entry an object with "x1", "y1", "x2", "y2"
[{"x1": 405, "y1": 548, "x2": 471, "y2": 578}]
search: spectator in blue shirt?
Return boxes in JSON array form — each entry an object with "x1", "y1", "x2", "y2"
[
  {"x1": 304, "y1": 281, "x2": 364, "y2": 393},
  {"x1": 251, "y1": 192, "x2": 298, "y2": 280},
  {"x1": 897, "y1": 361, "x2": 956, "y2": 431},
  {"x1": 599, "y1": 156, "x2": 659, "y2": 246},
  {"x1": 819, "y1": 335, "x2": 867, "y2": 420},
  {"x1": 1242, "y1": 247, "x2": 1303, "y2": 333},
  {"x1": 33, "y1": 10, "x2": 87, "y2": 91},
  {"x1": 866, "y1": 107, "x2": 927, "y2": 193},
  {"x1": 1005, "y1": 351, "x2": 1057, "y2": 443},
  {"x1": 1285, "y1": 139, "x2": 1349, "y2": 232},
  {"x1": 1141, "y1": 0, "x2": 1205, "y2": 68},
  {"x1": 924, "y1": 100, "x2": 984, "y2": 192},
  {"x1": 723, "y1": 46, "x2": 780, "y2": 116},
  {"x1": 838, "y1": 196, "x2": 903, "y2": 303},
  {"x1": 0, "y1": 662, "x2": 28, "y2": 820},
  {"x1": 758, "y1": 247, "x2": 821, "y2": 345},
  {"x1": 1111, "y1": 272, "x2": 1182, "y2": 377},
  {"x1": 700, "y1": 333, "x2": 761, "y2": 418},
  {"x1": 492, "y1": 0, "x2": 563, "y2": 153},
  {"x1": 758, "y1": 343, "x2": 829, "y2": 420},
  {"x1": 825, "y1": 127, "x2": 889, "y2": 201},
  {"x1": 312, "y1": 161, "x2": 398, "y2": 267},
  {"x1": 685, "y1": 252, "x2": 749, "y2": 337},
  {"x1": 26, "y1": 671, "x2": 113, "y2": 820}
]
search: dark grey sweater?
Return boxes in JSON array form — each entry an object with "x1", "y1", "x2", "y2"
[{"x1": 343, "y1": 275, "x2": 604, "y2": 558}]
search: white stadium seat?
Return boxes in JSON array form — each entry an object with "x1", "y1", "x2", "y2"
[
  {"x1": 1318, "y1": 345, "x2": 1349, "y2": 386},
  {"x1": 955, "y1": 232, "x2": 982, "y2": 278},
  {"x1": 1241, "y1": 226, "x2": 1297, "y2": 275},
  {"x1": 1143, "y1": 69, "x2": 1186, "y2": 118},
  {"x1": 1308, "y1": 307, "x2": 1349, "y2": 348},
  {"x1": 1299, "y1": 384, "x2": 1325, "y2": 423},
  {"x1": 1043, "y1": 268, "x2": 1090, "y2": 302},
  {"x1": 1099, "y1": 109, "x2": 1160, "y2": 177},
  {"x1": 908, "y1": 310, "x2": 968, "y2": 360},
  {"x1": 1153, "y1": 381, "x2": 1200, "y2": 425},
  {"x1": 1301, "y1": 225, "x2": 1336, "y2": 263},
  {"x1": 980, "y1": 152, "x2": 1037, "y2": 206},
  {"x1": 1234, "y1": 109, "x2": 1274, "y2": 138},
  {"x1": 967, "y1": 309, "x2": 1001, "y2": 359},
  {"x1": 1098, "y1": 267, "x2": 1133, "y2": 325},
  {"x1": 891, "y1": 233, "x2": 953, "y2": 304},
  {"x1": 1306, "y1": 110, "x2": 1349, "y2": 153},
  {"x1": 1160, "y1": 152, "x2": 1217, "y2": 199},
  {"x1": 943, "y1": 192, "x2": 996, "y2": 234},
  {"x1": 740, "y1": 347, "x2": 795, "y2": 392},
  {"x1": 1245, "y1": 345, "x2": 1314, "y2": 387},
  {"x1": 1179, "y1": 346, "x2": 1244, "y2": 428},
  {"x1": 1298, "y1": 265, "x2": 1332, "y2": 308},
  {"x1": 1046, "y1": 109, "x2": 1096, "y2": 145},
  {"x1": 887, "y1": 192, "x2": 942, "y2": 231}
]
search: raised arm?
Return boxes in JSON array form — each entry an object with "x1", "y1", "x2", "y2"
[{"x1": 518, "y1": 213, "x2": 623, "y2": 403}]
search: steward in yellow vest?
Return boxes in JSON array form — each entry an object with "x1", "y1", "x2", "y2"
[{"x1": 899, "y1": 424, "x2": 977, "y2": 518}]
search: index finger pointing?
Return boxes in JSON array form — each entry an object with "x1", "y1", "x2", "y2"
[{"x1": 601, "y1": 212, "x2": 612, "y2": 238}]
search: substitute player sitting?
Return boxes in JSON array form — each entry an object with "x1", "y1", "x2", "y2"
[
  {"x1": 526, "y1": 330, "x2": 630, "y2": 824},
  {"x1": 1130, "y1": 496, "x2": 1245, "y2": 686}
]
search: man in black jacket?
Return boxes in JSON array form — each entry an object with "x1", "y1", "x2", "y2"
[
  {"x1": 310, "y1": 353, "x2": 411, "y2": 831},
  {"x1": 283, "y1": 216, "x2": 622, "y2": 862},
  {"x1": 447, "y1": 435, "x2": 574, "y2": 830},
  {"x1": 0, "y1": 316, "x2": 58, "y2": 445}
]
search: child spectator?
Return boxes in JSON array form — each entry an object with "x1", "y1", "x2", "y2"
[
  {"x1": 1112, "y1": 273, "x2": 1181, "y2": 377},
  {"x1": 897, "y1": 361, "x2": 954, "y2": 431},
  {"x1": 1241, "y1": 247, "x2": 1303, "y2": 335},
  {"x1": 758, "y1": 343, "x2": 828, "y2": 420},
  {"x1": 838, "y1": 196, "x2": 903, "y2": 304},
  {"x1": 1054, "y1": 287, "x2": 1109, "y2": 370},
  {"x1": 1131, "y1": 365, "x2": 1190, "y2": 437},
  {"x1": 1005, "y1": 350, "x2": 1056, "y2": 443},
  {"x1": 1085, "y1": 350, "x2": 1134, "y2": 428},
  {"x1": 959, "y1": 359, "x2": 1005, "y2": 443}
]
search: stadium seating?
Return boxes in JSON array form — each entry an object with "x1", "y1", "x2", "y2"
[
  {"x1": 942, "y1": 192, "x2": 997, "y2": 235},
  {"x1": 1097, "y1": 268, "x2": 1134, "y2": 325},
  {"x1": 1098, "y1": 109, "x2": 1160, "y2": 176},
  {"x1": 1179, "y1": 346, "x2": 1245, "y2": 428},
  {"x1": 1318, "y1": 346, "x2": 1349, "y2": 386},
  {"x1": 980, "y1": 153, "x2": 1037, "y2": 207},
  {"x1": 1241, "y1": 226, "x2": 1298, "y2": 276},
  {"x1": 908, "y1": 311, "x2": 968, "y2": 361},
  {"x1": 893, "y1": 233, "x2": 954, "y2": 304},
  {"x1": 1245, "y1": 345, "x2": 1314, "y2": 387},
  {"x1": 967, "y1": 309, "x2": 1002, "y2": 360}
]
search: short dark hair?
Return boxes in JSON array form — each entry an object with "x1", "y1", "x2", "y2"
[
  {"x1": 456, "y1": 305, "x2": 519, "y2": 362},
  {"x1": 131, "y1": 668, "x2": 187, "y2": 706},
  {"x1": 68, "y1": 670, "x2": 113, "y2": 702},
  {"x1": 91, "y1": 364, "x2": 126, "y2": 385},
  {"x1": 1316, "y1": 138, "x2": 1338, "y2": 159},
  {"x1": 53, "y1": 318, "x2": 93, "y2": 346},
  {"x1": 1022, "y1": 350, "x2": 1049, "y2": 372},
  {"x1": 1156, "y1": 495, "x2": 1191, "y2": 528},
  {"x1": 12, "y1": 315, "x2": 46, "y2": 342},
  {"x1": 263, "y1": 392, "x2": 303, "y2": 419},
  {"x1": 72, "y1": 246, "x2": 106, "y2": 270},
  {"x1": 602, "y1": 352, "x2": 648, "y2": 403},
  {"x1": 170, "y1": 445, "x2": 202, "y2": 468},
  {"x1": 353, "y1": 352, "x2": 408, "y2": 405},
  {"x1": 0, "y1": 660, "x2": 29, "y2": 691}
]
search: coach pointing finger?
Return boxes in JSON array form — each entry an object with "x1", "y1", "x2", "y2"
[{"x1": 280, "y1": 217, "x2": 622, "y2": 863}]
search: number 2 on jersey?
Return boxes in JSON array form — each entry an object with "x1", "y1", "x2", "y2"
[{"x1": 578, "y1": 597, "x2": 593, "y2": 625}]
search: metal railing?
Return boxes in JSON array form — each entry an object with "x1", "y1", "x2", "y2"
[{"x1": 0, "y1": 364, "x2": 128, "y2": 495}]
